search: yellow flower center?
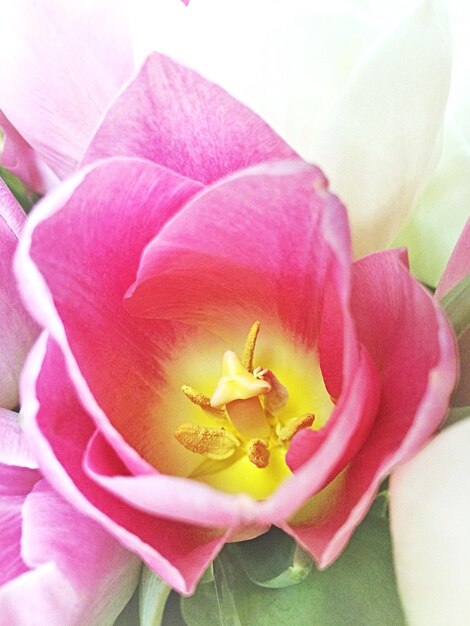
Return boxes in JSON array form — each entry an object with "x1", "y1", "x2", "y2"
[{"x1": 173, "y1": 322, "x2": 334, "y2": 499}]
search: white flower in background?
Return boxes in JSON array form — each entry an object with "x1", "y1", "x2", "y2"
[{"x1": 132, "y1": 0, "x2": 467, "y2": 284}]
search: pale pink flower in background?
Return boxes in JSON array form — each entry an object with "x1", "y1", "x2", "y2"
[
  {"x1": 0, "y1": 410, "x2": 141, "y2": 625},
  {"x1": 14, "y1": 53, "x2": 457, "y2": 595},
  {"x1": 0, "y1": 0, "x2": 133, "y2": 183}
]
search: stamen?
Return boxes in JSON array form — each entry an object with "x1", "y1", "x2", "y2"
[
  {"x1": 241, "y1": 320, "x2": 261, "y2": 371},
  {"x1": 276, "y1": 413, "x2": 315, "y2": 443},
  {"x1": 247, "y1": 438, "x2": 270, "y2": 468},
  {"x1": 262, "y1": 370, "x2": 289, "y2": 414},
  {"x1": 181, "y1": 385, "x2": 226, "y2": 417},
  {"x1": 174, "y1": 424, "x2": 240, "y2": 460}
]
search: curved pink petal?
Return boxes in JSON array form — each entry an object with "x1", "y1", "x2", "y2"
[
  {"x1": 82, "y1": 53, "x2": 296, "y2": 183},
  {"x1": 282, "y1": 250, "x2": 457, "y2": 567},
  {"x1": 0, "y1": 112, "x2": 57, "y2": 193},
  {"x1": 0, "y1": 0, "x2": 134, "y2": 177},
  {"x1": 16, "y1": 157, "x2": 202, "y2": 475},
  {"x1": 0, "y1": 409, "x2": 38, "y2": 469},
  {"x1": 125, "y1": 160, "x2": 347, "y2": 354},
  {"x1": 0, "y1": 180, "x2": 38, "y2": 408},
  {"x1": 20, "y1": 332, "x2": 230, "y2": 595},
  {"x1": 84, "y1": 431, "x2": 256, "y2": 529},
  {"x1": 0, "y1": 477, "x2": 141, "y2": 626},
  {"x1": 435, "y1": 217, "x2": 470, "y2": 406},
  {"x1": 0, "y1": 463, "x2": 40, "y2": 587},
  {"x1": 435, "y1": 216, "x2": 470, "y2": 299}
]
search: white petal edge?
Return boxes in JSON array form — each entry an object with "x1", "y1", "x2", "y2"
[
  {"x1": 315, "y1": 0, "x2": 452, "y2": 258},
  {"x1": 390, "y1": 416, "x2": 470, "y2": 626}
]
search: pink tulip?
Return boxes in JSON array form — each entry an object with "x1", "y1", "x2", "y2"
[
  {"x1": 15, "y1": 54, "x2": 457, "y2": 595},
  {"x1": 0, "y1": 409, "x2": 141, "y2": 625}
]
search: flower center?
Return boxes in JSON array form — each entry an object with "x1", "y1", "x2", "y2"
[{"x1": 174, "y1": 322, "x2": 317, "y2": 475}]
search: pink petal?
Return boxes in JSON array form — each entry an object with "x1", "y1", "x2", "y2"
[
  {"x1": 125, "y1": 160, "x2": 347, "y2": 355},
  {"x1": 20, "y1": 334, "x2": 229, "y2": 595},
  {"x1": 0, "y1": 0, "x2": 134, "y2": 177},
  {"x1": 84, "y1": 430, "x2": 255, "y2": 529},
  {"x1": 82, "y1": 53, "x2": 296, "y2": 183},
  {"x1": 0, "y1": 477, "x2": 140, "y2": 626},
  {"x1": 435, "y1": 216, "x2": 470, "y2": 407},
  {"x1": 257, "y1": 342, "x2": 380, "y2": 525},
  {"x1": 0, "y1": 409, "x2": 38, "y2": 469},
  {"x1": 0, "y1": 112, "x2": 57, "y2": 193},
  {"x1": 0, "y1": 463, "x2": 40, "y2": 586},
  {"x1": 435, "y1": 216, "x2": 470, "y2": 298},
  {"x1": 16, "y1": 158, "x2": 202, "y2": 474},
  {"x1": 0, "y1": 180, "x2": 38, "y2": 408},
  {"x1": 283, "y1": 250, "x2": 457, "y2": 567}
]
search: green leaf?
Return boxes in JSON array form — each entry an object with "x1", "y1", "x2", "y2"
[
  {"x1": 226, "y1": 527, "x2": 312, "y2": 588},
  {"x1": 113, "y1": 587, "x2": 140, "y2": 626},
  {"x1": 440, "y1": 273, "x2": 470, "y2": 339},
  {"x1": 442, "y1": 405, "x2": 470, "y2": 428},
  {"x1": 181, "y1": 506, "x2": 405, "y2": 626},
  {"x1": 199, "y1": 563, "x2": 215, "y2": 584},
  {"x1": 139, "y1": 565, "x2": 172, "y2": 626},
  {"x1": 162, "y1": 592, "x2": 187, "y2": 626},
  {"x1": 0, "y1": 165, "x2": 41, "y2": 213}
]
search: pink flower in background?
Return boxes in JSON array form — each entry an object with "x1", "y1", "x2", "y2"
[
  {"x1": 0, "y1": 0, "x2": 134, "y2": 186},
  {"x1": 0, "y1": 411, "x2": 141, "y2": 625},
  {"x1": 15, "y1": 54, "x2": 457, "y2": 595}
]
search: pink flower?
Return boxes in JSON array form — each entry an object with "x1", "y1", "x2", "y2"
[
  {"x1": 0, "y1": 409, "x2": 141, "y2": 625},
  {"x1": 16, "y1": 54, "x2": 457, "y2": 595}
]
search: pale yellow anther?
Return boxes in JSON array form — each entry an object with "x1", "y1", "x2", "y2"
[
  {"x1": 181, "y1": 385, "x2": 225, "y2": 417},
  {"x1": 174, "y1": 424, "x2": 240, "y2": 460},
  {"x1": 247, "y1": 438, "x2": 270, "y2": 469},
  {"x1": 262, "y1": 370, "x2": 289, "y2": 414},
  {"x1": 210, "y1": 350, "x2": 271, "y2": 409},
  {"x1": 241, "y1": 320, "x2": 261, "y2": 371},
  {"x1": 276, "y1": 413, "x2": 315, "y2": 443}
]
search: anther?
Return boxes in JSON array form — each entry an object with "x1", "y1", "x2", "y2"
[
  {"x1": 174, "y1": 424, "x2": 240, "y2": 460},
  {"x1": 262, "y1": 370, "x2": 289, "y2": 414},
  {"x1": 181, "y1": 385, "x2": 226, "y2": 417},
  {"x1": 241, "y1": 320, "x2": 261, "y2": 371},
  {"x1": 276, "y1": 413, "x2": 315, "y2": 443},
  {"x1": 247, "y1": 438, "x2": 270, "y2": 468}
]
